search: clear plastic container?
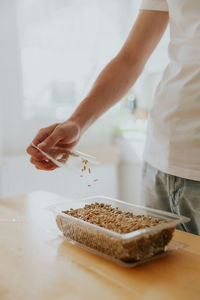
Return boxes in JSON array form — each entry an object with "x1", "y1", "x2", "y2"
[
  {"x1": 53, "y1": 196, "x2": 190, "y2": 266},
  {"x1": 31, "y1": 143, "x2": 98, "y2": 172}
]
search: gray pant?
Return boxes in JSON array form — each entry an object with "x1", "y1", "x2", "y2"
[{"x1": 141, "y1": 162, "x2": 200, "y2": 235}]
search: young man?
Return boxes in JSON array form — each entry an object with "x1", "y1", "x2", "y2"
[{"x1": 27, "y1": 0, "x2": 200, "y2": 235}]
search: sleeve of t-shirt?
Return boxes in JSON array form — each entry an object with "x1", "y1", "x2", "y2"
[{"x1": 140, "y1": 0, "x2": 168, "y2": 12}]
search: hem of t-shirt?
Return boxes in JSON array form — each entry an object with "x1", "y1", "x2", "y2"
[
  {"x1": 140, "y1": 7, "x2": 168, "y2": 12},
  {"x1": 140, "y1": 0, "x2": 168, "y2": 12},
  {"x1": 143, "y1": 154, "x2": 200, "y2": 182}
]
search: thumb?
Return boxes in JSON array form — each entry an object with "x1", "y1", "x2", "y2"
[{"x1": 38, "y1": 129, "x2": 60, "y2": 151}]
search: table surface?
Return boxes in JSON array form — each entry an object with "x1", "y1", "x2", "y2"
[{"x1": 0, "y1": 191, "x2": 199, "y2": 300}]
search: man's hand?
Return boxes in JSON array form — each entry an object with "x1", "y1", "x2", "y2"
[{"x1": 26, "y1": 121, "x2": 80, "y2": 170}]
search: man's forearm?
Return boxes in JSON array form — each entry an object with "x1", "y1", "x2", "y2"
[
  {"x1": 69, "y1": 54, "x2": 144, "y2": 133},
  {"x1": 69, "y1": 10, "x2": 169, "y2": 134}
]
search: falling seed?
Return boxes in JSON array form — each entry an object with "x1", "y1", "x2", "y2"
[
  {"x1": 93, "y1": 179, "x2": 98, "y2": 182},
  {"x1": 88, "y1": 167, "x2": 91, "y2": 174},
  {"x1": 80, "y1": 175, "x2": 83, "y2": 178},
  {"x1": 88, "y1": 184, "x2": 91, "y2": 187}
]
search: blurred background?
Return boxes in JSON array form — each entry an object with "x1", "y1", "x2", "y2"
[{"x1": 0, "y1": 0, "x2": 169, "y2": 202}]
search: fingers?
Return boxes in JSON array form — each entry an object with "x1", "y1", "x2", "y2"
[
  {"x1": 27, "y1": 143, "x2": 66, "y2": 160},
  {"x1": 56, "y1": 152, "x2": 69, "y2": 163},
  {"x1": 27, "y1": 121, "x2": 80, "y2": 172},
  {"x1": 38, "y1": 121, "x2": 80, "y2": 151},
  {"x1": 57, "y1": 140, "x2": 79, "y2": 150},
  {"x1": 36, "y1": 164, "x2": 57, "y2": 171},
  {"x1": 27, "y1": 145, "x2": 46, "y2": 160},
  {"x1": 37, "y1": 128, "x2": 61, "y2": 152},
  {"x1": 32, "y1": 123, "x2": 58, "y2": 146},
  {"x1": 30, "y1": 157, "x2": 58, "y2": 171},
  {"x1": 27, "y1": 143, "x2": 70, "y2": 171},
  {"x1": 26, "y1": 123, "x2": 59, "y2": 160}
]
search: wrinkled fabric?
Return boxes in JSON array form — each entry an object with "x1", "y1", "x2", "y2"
[{"x1": 141, "y1": 162, "x2": 200, "y2": 235}]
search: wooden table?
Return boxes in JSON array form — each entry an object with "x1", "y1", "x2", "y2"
[{"x1": 0, "y1": 191, "x2": 199, "y2": 300}]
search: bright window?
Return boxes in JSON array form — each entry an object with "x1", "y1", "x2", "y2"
[
  {"x1": 17, "y1": 0, "x2": 141, "y2": 120},
  {"x1": 1, "y1": 0, "x2": 169, "y2": 153}
]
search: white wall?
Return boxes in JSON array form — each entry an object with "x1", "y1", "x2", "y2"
[
  {"x1": 116, "y1": 132, "x2": 146, "y2": 204},
  {"x1": 0, "y1": 0, "x2": 24, "y2": 154}
]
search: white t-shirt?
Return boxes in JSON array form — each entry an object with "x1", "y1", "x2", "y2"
[{"x1": 140, "y1": 0, "x2": 200, "y2": 181}]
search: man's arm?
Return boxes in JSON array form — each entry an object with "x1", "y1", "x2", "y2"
[
  {"x1": 27, "y1": 10, "x2": 169, "y2": 170},
  {"x1": 69, "y1": 10, "x2": 169, "y2": 134}
]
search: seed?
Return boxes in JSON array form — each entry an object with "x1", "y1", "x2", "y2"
[{"x1": 62, "y1": 202, "x2": 169, "y2": 234}]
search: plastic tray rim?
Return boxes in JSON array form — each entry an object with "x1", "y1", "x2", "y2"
[{"x1": 50, "y1": 195, "x2": 191, "y2": 241}]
